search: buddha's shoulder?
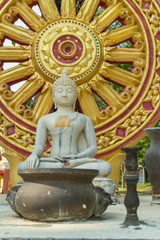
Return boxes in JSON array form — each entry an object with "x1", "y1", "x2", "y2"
[
  {"x1": 76, "y1": 112, "x2": 92, "y2": 122},
  {"x1": 39, "y1": 113, "x2": 56, "y2": 123}
]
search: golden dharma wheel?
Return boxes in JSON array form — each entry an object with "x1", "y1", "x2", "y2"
[{"x1": 0, "y1": 0, "x2": 160, "y2": 185}]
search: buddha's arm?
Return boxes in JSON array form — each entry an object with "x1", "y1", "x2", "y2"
[
  {"x1": 32, "y1": 116, "x2": 48, "y2": 157},
  {"x1": 76, "y1": 116, "x2": 97, "y2": 158},
  {"x1": 18, "y1": 117, "x2": 48, "y2": 169},
  {"x1": 63, "y1": 116, "x2": 97, "y2": 160}
]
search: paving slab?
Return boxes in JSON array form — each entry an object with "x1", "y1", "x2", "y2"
[{"x1": 0, "y1": 194, "x2": 160, "y2": 240}]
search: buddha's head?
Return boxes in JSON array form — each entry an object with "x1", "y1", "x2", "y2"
[{"x1": 52, "y1": 69, "x2": 78, "y2": 109}]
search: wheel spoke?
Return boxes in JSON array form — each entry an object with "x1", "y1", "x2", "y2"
[
  {"x1": 0, "y1": 60, "x2": 35, "y2": 85},
  {"x1": 8, "y1": 73, "x2": 45, "y2": 108},
  {"x1": 90, "y1": 2, "x2": 123, "y2": 33},
  {"x1": 76, "y1": 0, "x2": 100, "y2": 23},
  {"x1": 89, "y1": 75, "x2": 123, "y2": 110},
  {"x1": 77, "y1": 85, "x2": 100, "y2": 125},
  {"x1": 103, "y1": 47, "x2": 145, "y2": 62},
  {"x1": 0, "y1": 46, "x2": 31, "y2": 61},
  {"x1": 61, "y1": 0, "x2": 76, "y2": 19},
  {"x1": 0, "y1": 22, "x2": 34, "y2": 45},
  {"x1": 100, "y1": 25, "x2": 140, "y2": 46},
  {"x1": 38, "y1": 0, "x2": 60, "y2": 21},
  {"x1": 15, "y1": 1, "x2": 46, "y2": 31},
  {"x1": 99, "y1": 62, "x2": 140, "y2": 86},
  {"x1": 33, "y1": 84, "x2": 53, "y2": 123}
]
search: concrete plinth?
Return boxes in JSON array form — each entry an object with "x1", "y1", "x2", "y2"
[{"x1": 0, "y1": 194, "x2": 160, "y2": 239}]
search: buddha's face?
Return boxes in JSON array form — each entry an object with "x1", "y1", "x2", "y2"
[{"x1": 54, "y1": 84, "x2": 76, "y2": 107}]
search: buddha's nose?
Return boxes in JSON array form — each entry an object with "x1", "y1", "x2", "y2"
[{"x1": 63, "y1": 90, "x2": 67, "y2": 96}]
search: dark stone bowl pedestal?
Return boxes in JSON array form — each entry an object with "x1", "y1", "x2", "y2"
[{"x1": 14, "y1": 168, "x2": 108, "y2": 222}]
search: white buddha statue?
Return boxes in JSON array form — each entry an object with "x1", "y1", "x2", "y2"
[{"x1": 18, "y1": 69, "x2": 112, "y2": 178}]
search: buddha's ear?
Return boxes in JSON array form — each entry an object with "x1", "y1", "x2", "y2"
[
  {"x1": 54, "y1": 103, "x2": 58, "y2": 109},
  {"x1": 73, "y1": 99, "x2": 76, "y2": 110},
  {"x1": 53, "y1": 98, "x2": 57, "y2": 109}
]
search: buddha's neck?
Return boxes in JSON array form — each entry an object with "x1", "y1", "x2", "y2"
[{"x1": 56, "y1": 106, "x2": 74, "y2": 114}]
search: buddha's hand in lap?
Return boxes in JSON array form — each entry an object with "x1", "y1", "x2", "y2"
[
  {"x1": 62, "y1": 154, "x2": 82, "y2": 160},
  {"x1": 62, "y1": 155, "x2": 97, "y2": 168},
  {"x1": 62, "y1": 155, "x2": 81, "y2": 168}
]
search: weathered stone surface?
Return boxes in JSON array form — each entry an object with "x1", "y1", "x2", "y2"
[{"x1": 12, "y1": 169, "x2": 112, "y2": 221}]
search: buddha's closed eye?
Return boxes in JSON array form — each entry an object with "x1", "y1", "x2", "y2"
[{"x1": 57, "y1": 88, "x2": 63, "y2": 93}]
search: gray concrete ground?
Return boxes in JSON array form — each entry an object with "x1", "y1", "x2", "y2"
[{"x1": 0, "y1": 194, "x2": 160, "y2": 240}]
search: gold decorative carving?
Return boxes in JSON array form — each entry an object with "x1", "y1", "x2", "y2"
[
  {"x1": 2, "y1": 150, "x2": 23, "y2": 187},
  {"x1": 0, "y1": 60, "x2": 35, "y2": 85},
  {"x1": 77, "y1": 0, "x2": 100, "y2": 23},
  {"x1": 35, "y1": 22, "x2": 96, "y2": 82},
  {"x1": 96, "y1": 71, "x2": 160, "y2": 154},
  {"x1": 90, "y1": 2, "x2": 124, "y2": 34},
  {"x1": 0, "y1": 112, "x2": 35, "y2": 152},
  {"x1": 38, "y1": 0, "x2": 60, "y2": 22},
  {"x1": 61, "y1": 0, "x2": 76, "y2": 19},
  {"x1": 13, "y1": 1, "x2": 46, "y2": 32},
  {"x1": 0, "y1": 45, "x2": 31, "y2": 61}
]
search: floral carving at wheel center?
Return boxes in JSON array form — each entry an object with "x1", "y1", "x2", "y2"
[{"x1": 35, "y1": 21, "x2": 99, "y2": 83}]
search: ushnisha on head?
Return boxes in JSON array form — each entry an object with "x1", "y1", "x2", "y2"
[{"x1": 52, "y1": 69, "x2": 78, "y2": 109}]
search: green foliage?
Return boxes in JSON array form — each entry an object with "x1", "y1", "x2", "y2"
[
  {"x1": 25, "y1": 94, "x2": 39, "y2": 109},
  {"x1": 25, "y1": 98, "x2": 35, "y2": 109},
  {"x1": 117, "y1": 40, "x2": 132, "y2": 48},
  {"x1": 155, "y1": 120, "x2": 160, "y2": 127},
  {"x1": 108, "y1": 82, "x2": 123, "y2": 93},
  {"x1": 116, "y1": 64, "x2": 132, "y2": 72},
  {"x1": 134, "y1": 121, "x2": 160, "y2": 164},
  {"x1": 134, "y1": 135, "x2": 151, "y2": 164},
  {"x1": 93, "y1": 6, "x2": 106, "y2": 19},
  {"x1": 93, "y1": 93, "x2": 107, "y2": 110},
  {"x1": 107, "y1": 20, "x2": 122, "y2": 30}
]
